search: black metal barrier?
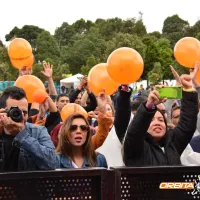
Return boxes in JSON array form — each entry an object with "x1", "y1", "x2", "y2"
[
  {"x1": 0, "y1": 168, "x2": 107, "y2": 200},
  {"x1": 0, "y1": 166, "x2": 200, "y2": 200},
  {"x1": 111, "y1": 166, "x2": 200, "y2": 200}
]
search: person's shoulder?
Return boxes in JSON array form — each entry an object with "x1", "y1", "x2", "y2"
[
  {"x1": 25, "y1": 122, "x2": 49, "y2": 136},
  {"x1": 96, "y1": 153, "x2": 107, "y2": 168},
  {"x1": 25, "y1": 122, "x2": 45, "y2": 130},
  {"x1": 97, "y1": 153, "x2": 106, "y2": 160}
]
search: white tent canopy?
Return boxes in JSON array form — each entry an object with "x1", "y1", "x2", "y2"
[{"x1": 60, "y1": 73, "x2": 83, "y2": 89}]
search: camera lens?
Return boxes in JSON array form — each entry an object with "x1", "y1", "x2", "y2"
[{"x1": 9, "y1": 108, "x2": 22, "y2": 122}]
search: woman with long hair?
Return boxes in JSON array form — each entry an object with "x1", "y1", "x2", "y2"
[{"x1": 56, "y1": 114, "x2": 107, "y2": 168}]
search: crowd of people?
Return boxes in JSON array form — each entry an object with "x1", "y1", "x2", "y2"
[{"x1": 0, "y1": 61, "x2": 200, "y2": 172}]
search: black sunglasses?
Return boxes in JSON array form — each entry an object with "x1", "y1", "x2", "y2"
[{"x1": 70, "y1": 125, "x2": 89, "y2": 132}]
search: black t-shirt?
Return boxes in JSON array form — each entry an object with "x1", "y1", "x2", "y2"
[{"x1": 2, "y1": 131, "x2": 20, "y2": 171}]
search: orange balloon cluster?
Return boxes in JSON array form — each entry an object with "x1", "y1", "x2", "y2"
[
  {"x1": 88, "y1": 63, "x2": 119, "y2": 95},
  {"x1": 107, "y1": 47, "x2": 144, "y2": 84},
  {"x1": 14, "y1": 75, "x2": 45, "y2": 103},
  {"x1": 8, "y1": 38, "x2": 34, "y2": 69},
  {"x1": 60, "y1": 103, "x2": 88, "y2": 121},
  {"x1": 87, "y1": 47, "x2": 144, "y2": 95},
  {"x1": 32, "y1": 89, "x2": 48, "y2": 104},
  {"x1": 174, "y1": 37, "x2": 200, "y2": 68}
]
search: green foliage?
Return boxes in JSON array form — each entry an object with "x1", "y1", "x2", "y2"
[
  {"x1": 148, "y1": 62, "x2": 163, "y2": 84},
  {"x1": 61, "y1": 30, "x2": 106, "y2": 74},
  {"x1": 195, "y1": 32, "x2": 200, "y2": 40},
  {"x1": 5, "y1": 25, "x2": 45, "y2": 51},
  {"x1": 142, "y1": 36, "x2": 159, "y2": 79},
  {"x1": 162, "y1": 14, "x2": 189, "y2": 47},
  {"x1": 105, "y1": 33, "x2": 146, "y2": 60},
  {"x1": 81, "y1": 56, "x2": 99, "y2": 75},
  {"x1": 3, "y1": 15, "x2": 200, "y2": 83},
  {"x1": 156, "y1": 38, "x2": 173, "y2": 79},
  {"x1": 35, "y1": 31, "x2": 60, "y2": 64},
  {"x1": 148, "y1": 31, "x2": 162, "y2": 39},
  {"x1": 0, "y1": 46, "x2": 18, "y2": 81},
  {"x1": 54, "y1": 22, "x2": 75, "y2": 47}
]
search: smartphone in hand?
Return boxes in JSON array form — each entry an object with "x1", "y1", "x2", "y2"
[{"x1": 157, "y1": 86, "x2": 182, "y2": 99}]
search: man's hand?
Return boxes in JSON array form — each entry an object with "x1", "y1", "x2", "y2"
[
  {"x1": 41, "y1": 62, "x2": 53, "y2": 78},
  {"x1": 180, "y1": 74, "x2": 193, "y2": 89},
  {"x1": 1, "y1": 114, "x2": 25, "y2": 136}
]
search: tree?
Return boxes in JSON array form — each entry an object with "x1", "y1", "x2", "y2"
[
  {"x1": 162, "y1": 15, "x2": 189, "y2": 47},
  {"x1": 98, "y1": 17, "x2": 123, "y2": 40},
  {"x1": 133, "y1": 19, "x2": 147, "y2": 36},
  {"x1": 81, "y1": 56, "x2": 99, "y2": 75},
  {"x1": 0, "y1": 46, "x2": 18, "y2": 81},
  {"x1": 148, "y1": 31, "x2": 162, "y2": 39},
  {"x1": 5, "y1": 25, "x2": 45, "y2": 51},
  {"x1": 148, "y1": 62, "x2": 163, "y2": 84},
  {"x1": 35, "y1": 31, "x2": 60, "y2": 65},
  {"x1": 54, "y1": 62, "x2": 71, "y2": 81},
  {"x1": 105, "y1": 33, "x2": 146, "y2": 61},
  {"x1": 61, "y1": 29, "x2": 107, "y2": 74},
  {"x1": 0, "y1": 40, "x2": 3, "y2": 47},
  {"x1": 142, "y1": 36, "x2": 159, "y2": 79},
  {"x1": 196, "y1": 32, "x2": 200, "y2": 40},
  {"x1": 121, "y1": 18, "x2": 136, "y2": 34},
  {"x1": 184, "y1": 20, "x2": 200, "y2": 37},
  {"x1": 156, "y1": 38, "x2": 174, "y2": 80},
  {"x1": 72, "y1": 19, "x2": 95, "y2": 35},
  {"x1": 54, "y1": 22, "x2": 75, "y2": 47}
]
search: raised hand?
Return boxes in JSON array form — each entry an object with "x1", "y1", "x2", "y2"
[
  {"x1": 146, "y1": 85, "x2": 167, "y2": 107},
  {"x1": 41, "y1": 62, "x2": 53, "y2": 78},
  {"x1": 190, "y1": 61, "x2": 200, "y2": 88},
  {"x1": 170, "y1": 65, "x2": 181, "y2": 86}
]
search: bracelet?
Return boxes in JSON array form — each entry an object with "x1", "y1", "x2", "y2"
[
  {"x1": 121, "y1": 85, "x2": 130, "y2": 92},
  {"x1": 146, "y1": 103, "x2": 156, "y2": 110},
  {"x1": 182, "y1": 88, "x2": 195, "y2": 92}
]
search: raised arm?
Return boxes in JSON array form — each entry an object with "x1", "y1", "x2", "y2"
[{"x1": 114, "y1": 85, "x2": 132, "y2": 143}]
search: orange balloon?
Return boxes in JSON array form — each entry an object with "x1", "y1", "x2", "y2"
[
  {"x1": 88, "y1": 63, "x2": 119, "y2": 95},
  {"x1": 174, "y1": 37, "x2": 200, "y2": 68},
  {"x1": 14, "y1": 75, "x2": 45, "y2": 103},
  {"x1": 10, "y1": 55, "x2": 34, "y2": 69},
  {"x1": 32, "y1": 89, "x2": 48, "y2": 104},
  {"x1": 60, "y1": 103, "x2": 88, "y2": 121},
  {"x1": 107, "y1": 47, "x2": 144, "y2": 84},
  {"x1": 8, "y1": 38, "x2": 32, "y2": 59}
]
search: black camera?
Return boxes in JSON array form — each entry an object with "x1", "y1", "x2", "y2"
[{"x1": 5, "y1": 106, "x2": 23, "y2": 122}]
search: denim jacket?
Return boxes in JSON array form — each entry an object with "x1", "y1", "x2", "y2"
[
  {"x1": 56, "y1": 153, "x2": 108, "y2": 168},
  {"x1": 10, "y1": 122, "x2": 57, "y2": 171}
]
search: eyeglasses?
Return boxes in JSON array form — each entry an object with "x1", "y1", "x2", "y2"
[{"x1": 70, "y1": 125, "x2": 89, "y2": 132}]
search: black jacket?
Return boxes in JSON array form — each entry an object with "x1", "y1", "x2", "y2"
[
  {"x1": 114, "y1": 86, "x2": 132, "y2": 143},
  {"x1": 123, "y1": 91, "x2": 198, "y2": 166}
]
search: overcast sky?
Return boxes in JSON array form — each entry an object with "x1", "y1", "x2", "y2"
[{"x1": 1, "y1": 0, "x2": 200, "y2": 43}]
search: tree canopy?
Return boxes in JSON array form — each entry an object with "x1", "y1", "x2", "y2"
[{"x1": 1, "y1": 14, "x2": 198, "y2": 83}]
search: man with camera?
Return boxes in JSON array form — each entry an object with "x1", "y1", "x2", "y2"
[{"x1": 0, "y1": 86, "x2": 57, "y2": 171}]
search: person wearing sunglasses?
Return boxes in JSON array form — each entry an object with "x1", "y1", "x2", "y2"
[{"x1": 56, "y1": 114, "x2": 107, "y2": 168}]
